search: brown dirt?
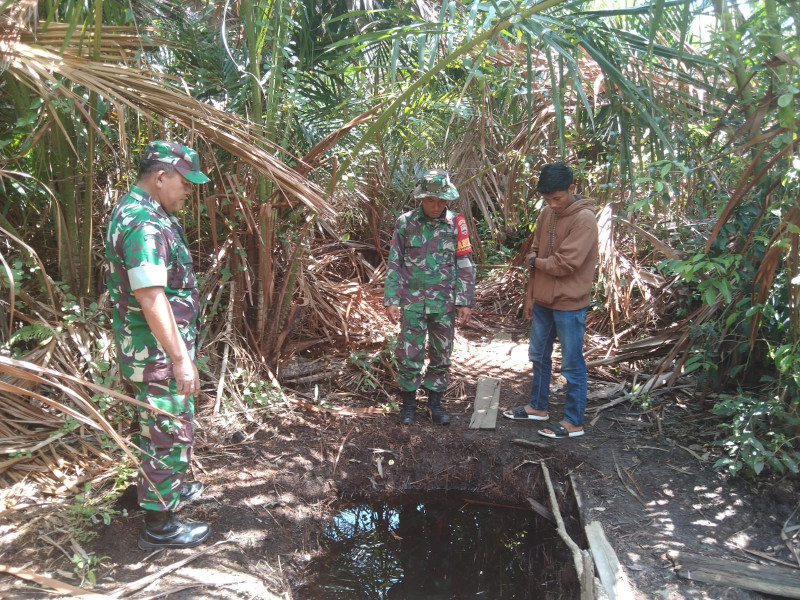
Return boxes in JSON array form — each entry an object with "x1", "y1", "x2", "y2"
[{"x1": 1, "y1": 330, "x2": 799, "y2": 599}]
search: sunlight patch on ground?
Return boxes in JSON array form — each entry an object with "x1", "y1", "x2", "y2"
[
  {"x1": 478, "y1": 332, "x2": 530, "y2": 366},
  {"x1": 714, "y1": 505, "x2": 738, "y2": 521},
  {"x1": 691, "y1": 519, "x2": 715, "y2": 527},
  {"x1": 698, "y1": 488, "x2": 726, "y2": 501},
  {"x1": 700, "y1": 536, "x2": 718, "y2": 545},
  {"x1": 625, "y1": 551, "x2": 643, "y2": 565},
  {"x1": 727, "y1": 531, "x2": 752, "y2": 549},
  {"x1": 657, "y1": 517, "x2": 676, "y2": 533},
  {"x1": 172, "y1": 565, "x2": 283, "y2": 599}
]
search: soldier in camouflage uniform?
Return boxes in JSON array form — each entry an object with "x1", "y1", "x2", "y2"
[
  {"x1": 384, "y1": 170, "x2": 475, "y2": 425},
  {"x1": 105, "y1": 141, "x2": 211, "y2": 549}
]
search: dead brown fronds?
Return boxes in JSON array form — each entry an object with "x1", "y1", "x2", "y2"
[{"x1": 2, "y1": 41, "x2": 332, "y2": 217}]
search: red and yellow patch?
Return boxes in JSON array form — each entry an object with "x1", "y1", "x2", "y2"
[{"x1": 455, "y1": 214, "x2": 472, "y2": 256}]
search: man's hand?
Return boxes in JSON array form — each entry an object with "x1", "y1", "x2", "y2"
[
  {"x1": 523, "y1": 295, "x2": 534, "y2": 320},
  {"x1": 456, "y1": 306, "x2": 472, "y2": 326},
  {"x1": 386, "y1": 305, "x2": 401, "y2": 325},
  {"x1": 134, "y1": 286, "x2": 199, "y2": 397},
  {"x1": 173, "y1": 356, "x2": 200, "y2": 396}
]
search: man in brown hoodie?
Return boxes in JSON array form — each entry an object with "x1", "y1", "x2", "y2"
[{"x1": 502, "y1": 162, "x2": 598, "y2": 438}]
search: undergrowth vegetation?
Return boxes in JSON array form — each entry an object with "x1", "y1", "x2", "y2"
[{"x1": 0, "y1": 0, "x2": 798, "y2": 509}]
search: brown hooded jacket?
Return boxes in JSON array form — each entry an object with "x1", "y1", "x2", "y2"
[{"x1": 530, "y1": 196, "x2": 598, "y2": 311}]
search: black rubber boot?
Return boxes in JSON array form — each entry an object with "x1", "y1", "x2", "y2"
[
  {"x1": 179, "y1": 481, "x2": 204, "y2": 504},
  {"x1": 138, "y1": 510, "x2": 211, "y2": 550},
  {"x1": 427, "y1": 390, "x2": 451, "y2": 425},
  {"x1": 399, "y1": 390, "x2": 417, "y2": 425}
]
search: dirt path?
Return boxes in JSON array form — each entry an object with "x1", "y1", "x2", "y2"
[{"x1": 2, "y1": 333, "x2": 798, "y2": 599}]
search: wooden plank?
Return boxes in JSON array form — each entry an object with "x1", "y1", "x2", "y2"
[
  {"x1": 469, "y1": 376, "x2": 501, "y2": 429},
  {"x1": 669, "y1": 551, "x2": 800, "y2": 599},
  {"x1": 569, "y1": 473, "x2": 590, "y2": 530},
  {"x1": 580, "y1": 550, "x2": 596, "y2": 600},
  {"x1": 585, "y1": 521, "x2": 635, "y2": 600},
  {"x1": 526, "y1": 497, "x2": 555, "y2": 524}
]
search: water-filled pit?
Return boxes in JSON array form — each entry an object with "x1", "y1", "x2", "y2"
[{"x1": 296, "y1": 494, "x2": 578, "y2": 599}]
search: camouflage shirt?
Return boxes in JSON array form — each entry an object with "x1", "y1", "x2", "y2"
[
  {"x1": 384, "y1": 207, "x2": 475, "y2": 313},
  {"x1": 105, "y1": 185, "x2": 199, "y2": 382}
]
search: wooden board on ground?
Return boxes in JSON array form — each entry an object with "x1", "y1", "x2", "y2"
[
  {"x1": 469, "y1": 376, "x2": 501, "y2": 429},
  {"x1": 585, "y1": 521, "x2": 635, "y2": 600},
  {"x1": 669, "y1": 551, "x2": 800, "y2": 599}
]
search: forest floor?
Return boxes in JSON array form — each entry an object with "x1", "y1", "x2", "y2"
[{"x1": 1, "y1": 326, "x2": 799, "y2": 599}]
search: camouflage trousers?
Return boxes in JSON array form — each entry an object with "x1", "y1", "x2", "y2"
[
  {"x1": 396, "y1": 309, "x2": 455, "y2": 392},
  {"x1": 127, "y1": 379, "x2": 194, "y2": 512}
]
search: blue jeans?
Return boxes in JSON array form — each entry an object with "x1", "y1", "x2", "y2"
[{"x1": 528, "y1": 304, "x2": 588, "y2": 426}]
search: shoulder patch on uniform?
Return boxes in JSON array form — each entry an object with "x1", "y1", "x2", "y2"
[{"x1": 455, "y1": 214, "x2": 472, "y2": 256}]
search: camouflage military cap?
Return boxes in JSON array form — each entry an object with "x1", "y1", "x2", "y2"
[
  {"x1": 143, "y1": 140, "x2": 210, "y2": 184},
  {"x1": 413, "y1": 169, "x2": 459, "y2": 201}
]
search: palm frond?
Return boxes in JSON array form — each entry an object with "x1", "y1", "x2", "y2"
[{"x1": 3, "y1": 41, "x2": 335, "y2": 217}]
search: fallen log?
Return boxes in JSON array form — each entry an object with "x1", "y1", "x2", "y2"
[
  {"x1": 540, "y1": 460, "x2": 605, "y2": 599},
  {"x1": 669, "y1": 551, "x2": 800, "y2": 598},
  {"x1": 511, "y1": 438, "x2": 550, "y2": 450}
]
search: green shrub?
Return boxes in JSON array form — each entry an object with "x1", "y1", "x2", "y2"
[
  {"x1": 64, "y1": 483, "x2": 119, "y2": 543},
  {"x1": 713, "y1": 392, "x2": 800, "y2": 476}
]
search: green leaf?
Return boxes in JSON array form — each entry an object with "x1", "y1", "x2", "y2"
[
  {"x1": 646, "y1": 0, "x2": 666, "y2": 60},
  {"x1": 728, "y1": 364, "x2": 744, "y2": 377},
  {"x1": 684, "y1": 360, "x2": 704, "y2": 374},
  {"x1": 481, "y1": 5, "x2": 496, "y2": 30},
  {"x1": 713, "y1": 457, "x2": 733, "y2": 470},
  {"x1": 714, "y1": 279, "x2": 732, "y2": 304},
  {"x1": 777, "y1": 93, "x2": 793, "y2": 108},
  {"x1": 466, "y1": 0, "x2": 478, "y2": 41},
  {"x1": 15, "y1": 113, "x2": 37, "y2": 128},
  {"x1": 702, "y1": 286, "x2": 717, "y2": 306},
  {"x1": 782, "y1": 455, "x2": 799, "y2": 474},
  {"x1": 766, "y1": 454, "x2": 784, "y2": 473},
  {"x1": 745, "y1": 305, "x2": 762, "y2": 318}
]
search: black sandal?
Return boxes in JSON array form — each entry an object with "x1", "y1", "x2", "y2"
[
  {"x1": 538, "y1": 422, "x2": 584, "y2": 438},
  {"x1": 502, "y1": 406, "x2": 549, "y2": 421}
]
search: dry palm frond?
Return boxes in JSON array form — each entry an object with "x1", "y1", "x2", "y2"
[
  {"x1": 0, "y1": 0, "x2": 36, "y2": 71},
  {"x1": 298, "y1": 103, "x2": 384, "y2": 175},
  {"x1": 3, "y1": 41, "x2": 334, "y2": 217},
  {"x1": 0, "y1": 346, "x2": 129, "y2": 494},
  {"x1": 19, "y1": 24, "x2": 168, "y2": 62},
  {"x1": 451, "y1": 267, "x2": 530, "y2": 342},
  {"x1": 750, "y1": 204, "x2": 800, "y2": 347},
  {"x1": 0, "y1": 231, "x2": 186, "y2": 494},
  {"x1": 705, "y1": 128, "x2": 795, "y2": 253},
  {"x1": 619, "y1": 219, "x2": 685, "y2": 261},
  {"x1": 293, "y1": 240, "x2": 389, "y2": 349}
]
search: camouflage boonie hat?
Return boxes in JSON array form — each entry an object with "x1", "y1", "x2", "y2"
[
  {"x1": 413, "y1": 169, "x2": 459, "y2": 201},
  {"x1": 143, "y1": 140, "x2": 210, "y2": 184}
]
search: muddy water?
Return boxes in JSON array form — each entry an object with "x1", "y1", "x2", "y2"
[{"x1": 296, "y1": 495, "x2": 576, "y2": 599}]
